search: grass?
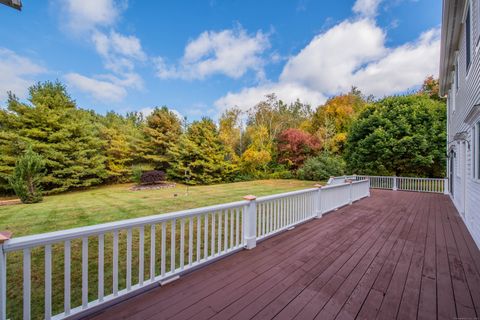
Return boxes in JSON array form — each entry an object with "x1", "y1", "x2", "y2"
[
  {"x1": 0, "y1": 179, "x2": 318, "y2": 319},
  {"x1": 0, "y1": 179, "x2": 316, "y2": 237}
]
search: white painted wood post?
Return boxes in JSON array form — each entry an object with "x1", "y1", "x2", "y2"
[
  {"x1": 444, "y1": 178, "x2": 449, "y2": 195},
  {"x1": 243, "y1": 195, "x2": 257, "y2": 250},
  {"x1": 347, "y1": 180, "x2": 353, "y2": 205},
  {"x1": 393, "y1": 176, "x2": 398, "y2": 191},
  {"x1": 314, "y1": 184, "x2": 323, "y2": 218},
  {"x1": 367, "y1": 178, "x2": 371, "y2": 197},
  {"x1": 0, "y1": 232, "x2": 11, "y2": 320}
]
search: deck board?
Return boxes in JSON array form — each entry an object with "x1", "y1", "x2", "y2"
[{"x1": 85, "y1": 190, "x2": 480, "y2": 320}]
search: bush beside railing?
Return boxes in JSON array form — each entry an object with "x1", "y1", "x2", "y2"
[{"x1": 0, "y1": 179, "x2": 369, "y2": 320}]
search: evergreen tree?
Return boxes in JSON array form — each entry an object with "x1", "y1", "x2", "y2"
[
  {"x1": 100, "y1": 112, "x2": 136, "y2": 182},
  {"x1": 167, "y1": 118, "x2": 236, "y2": 184},
  {"x1": 143, "y1": 107, "x2": 182, "y2": 170},
  {"x1": 0, "y1": 81, "x2": 107, "y2": 193},
  {"x1": 9, "y1": 147, "x2": 45, "y2": 203}
]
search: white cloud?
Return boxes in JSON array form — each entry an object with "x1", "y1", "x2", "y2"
[
  {"x1": 61, "y1": 0, "x2": 125, "y2": 32},
  {"x1": 215, "y1": 18, "x2": 440, "y2": 111},
  {"x1": 155, "y1": 27, "x2": 270, "y2": 80},
  {"x1": 92, "y1": 30, "x2": 146, "y2": 74},
  {"x1": 351, "y1": 28, "x2": 440, "y2": 97},
  {"x1": 93, "y1": 30, "x2": 146, "y2": 62},
  {"x1": 65, "y1": 73, "x2": 127, "y2": 102},
  {"x1": 0, "y1": 48, "x2": 46, "y2": 102},
  {"x1": 215, "y1": 82, "x2": 326, "y2": 112},
  {"x1": 280, "y1": 19, "x2": 386, "y2": 95},
  {"x1": 353, "y1": 0, "x2": 383, "y2": 17}
]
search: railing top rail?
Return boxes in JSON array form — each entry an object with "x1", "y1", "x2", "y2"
[
  {"x1": 322, "y1": 179, "x2": 368, "y2": 190},
  {"x1": 3, "y1": 199, "x2": 249, "y2": 252},
  {"x1": 355, "y1": 175, "x2": 444, "y2": 180},
  {"x1": 256, "y1": 188, "x2": 318, "y2": 203}
]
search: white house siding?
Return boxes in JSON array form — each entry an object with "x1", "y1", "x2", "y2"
[{"x1": 446, "y1": 0, "x2": 480, "y2": 248}]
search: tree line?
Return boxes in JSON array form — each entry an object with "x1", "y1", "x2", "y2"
[{"x1": 0, "y1": 77, "x2": 446, "y2": 196}]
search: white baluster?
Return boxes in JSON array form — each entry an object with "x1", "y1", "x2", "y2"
[
  {"x1": 171, "y1": 220, "x2": 176, "y2": 273},
  {"x1": 44, "y1": 245, "x2": 52, "y2": 320},
  {"x1": 98, "y1": 234, "x2": 104, "y2": 301},
  {"x1": 126, "y1": 229, "x2": 132, "y2": 291},
  {"x1": 64, "y1": 241, "x2": 71, "y2": 315},
  {"x1": 23, "y1": 248, "x2": 31, "y2": 320},
  {"x1": 139, "y1": 227, "x2": 144, "y2": 286},
  {"x1": 82, "y1": 237, "x2": 89, "y2": 308},
  {"x1": 180, "y1": 219, "x2": 185, "y2": 270},
  {"x1": 161, "y1": 222, "x2": 166, "y2": 277},
  {"x1": 150, "y1": 225, "x2": 156, "y2": 282},
  {"x1": 113, "y1": 231, "x2": 119, "y2": 296}
]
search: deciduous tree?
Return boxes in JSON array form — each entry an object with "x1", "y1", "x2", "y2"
[{"x1": 345, "y1": 95, "x2": 446, "y2": 177}]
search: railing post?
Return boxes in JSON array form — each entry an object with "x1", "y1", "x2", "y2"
[
  {"x1": 347, "y1": 180, "x2": 353, "y2": 205},
  {"x1": 393, "y1": 176, "x2": 398, "y2": 191},
  {"x1": 367, "y1": 179, "x2": 371, "y2": 197},
  {"x1": 314, "y1": 184, "x2": 323, "y2": 218},
  {"x1": 444, "y1": 178, "x2": 449, "y2": 195},
  {"x1": 243, "y1": 195, "x2": 257, "y2": 250},
  {"x1": 0, "y1": 232, "x2": 12, "y2": 320}
]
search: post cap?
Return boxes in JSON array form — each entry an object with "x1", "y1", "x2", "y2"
[
  {"x1": 243, "y1": 195, "x2": 257, "y2": 201},
  {"x1": 0, "y1": 231, "x2": 12, "y2": 244},
  {"x1": 314, "y1": 184, "x2": 323, "y2": 188}
]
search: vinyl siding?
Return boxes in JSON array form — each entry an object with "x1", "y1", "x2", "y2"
[{"x1": 446, "y1": 0, "x2": 480, "y2": 248}]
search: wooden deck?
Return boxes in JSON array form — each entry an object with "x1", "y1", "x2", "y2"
[{"x1": 85, "y1": 190, "x2": 480, "y2": 320}]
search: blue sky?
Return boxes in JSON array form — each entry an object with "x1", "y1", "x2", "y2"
[{"x1": 0, "y1": 0, "x2": 442, "y2": 119}]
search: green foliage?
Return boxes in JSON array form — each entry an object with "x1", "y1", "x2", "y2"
[
  {"x1": 143, "y1": 107, "x2": 182, "y2": 170},
  {"x1": 8, "y1": 147, "x2": 45, "y2": 203},
  {"x1": 100, "y1": 112, "x2": 144, "y2": 183},
  {"x1": 131, "y1": 163, "x2": 155, "y2": 184},
  {"x1": 167, "y1": 118, "x2": 238, "y2": 185},
  {"x1": 0, "y1": 76, "x2": 447, "y2": 196},
  {"x1": 297, "y1": 152, "x2": 346, "y2": 181},
  {"x1": 310, "y1": 88, "x2": 369, "y2": 153},
  {"x1": 0, "y1": 81, "x2": 107, "y2": 194},
  {"x1": 344, "y1": 95, "x2": 446, "y2": 177}
]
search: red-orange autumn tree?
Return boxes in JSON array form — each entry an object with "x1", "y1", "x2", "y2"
[{"x1": 277, "y1": 128, "x2": 321, "y2": 169}]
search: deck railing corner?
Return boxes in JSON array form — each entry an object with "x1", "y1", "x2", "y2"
[{"x1": 242, "y1": 195, "x2": 257, "y2": 250}]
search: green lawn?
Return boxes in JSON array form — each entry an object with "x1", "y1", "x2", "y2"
[{"x1": 0, "y1": 179, "x2": 316, "y2": 237}]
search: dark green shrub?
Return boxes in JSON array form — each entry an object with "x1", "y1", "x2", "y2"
[
  {"x1": 8, "y1": 148, "x2": 45, "y2": 203},
  {"x1": 140, "y1": 170, "x2": 166, "y2": 184},
  {"x1": 297, "y1": 153, "x2": 346, "y2": 181}
]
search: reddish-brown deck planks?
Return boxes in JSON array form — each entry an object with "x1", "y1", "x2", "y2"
[{"x1": 85, "y1": 190, "x2": 480, "y2": 320}]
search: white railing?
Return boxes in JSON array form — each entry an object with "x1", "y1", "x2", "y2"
[
  {"x1": 0, "y1": 179, "x2": 369, "y2": 320},
  {"x1": 329, "y1": 175, "x2": 448, "y2": 194}
]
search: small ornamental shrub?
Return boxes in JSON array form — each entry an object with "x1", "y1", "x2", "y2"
[
  {"x1": 297, "y1": 153, "x2": 346, "y2": 181},
  {"x1": 9, "y1": 147, "x2": 45, "y2": 203},
  {"x1": 140, "y1": 170, "x2": 166, "y2": 185}
]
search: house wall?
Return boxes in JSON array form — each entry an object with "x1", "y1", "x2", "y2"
[{"x1": 446, "y1": 0, "x2": 480, "y2": 248}]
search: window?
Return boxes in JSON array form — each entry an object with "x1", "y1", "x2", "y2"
[{"x1": 466, "y1": 5, "x2": 472, "y2": 71}]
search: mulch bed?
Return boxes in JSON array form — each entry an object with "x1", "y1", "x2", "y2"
[
  {"x1": 130, "y1": 183, "x2": 176, "y2": 191},
  {"x1": 0, "y1": 199, "x2": 21, "y2": 206}
]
